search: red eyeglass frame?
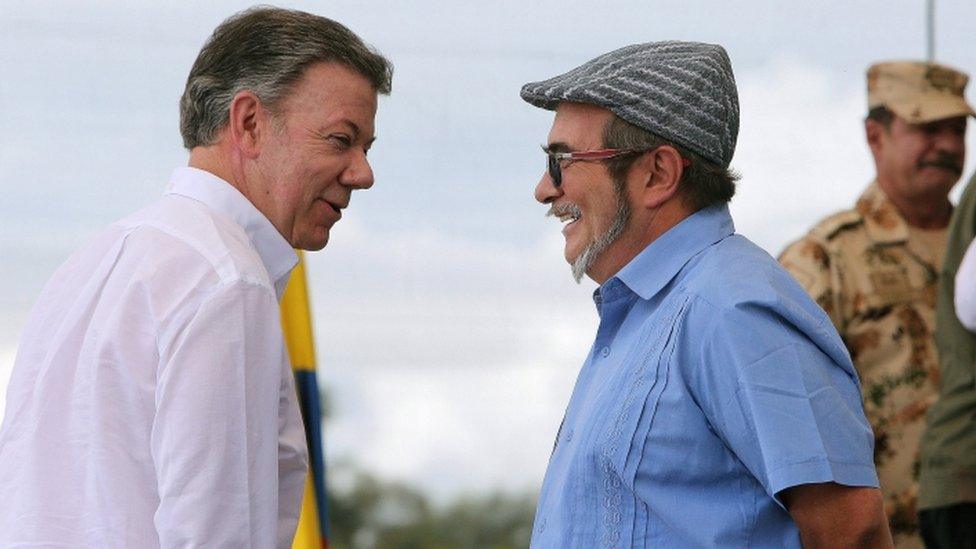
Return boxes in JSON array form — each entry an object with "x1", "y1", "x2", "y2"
[{"x1": 543, "y1": 146, "x2": 690, "y2": 187}]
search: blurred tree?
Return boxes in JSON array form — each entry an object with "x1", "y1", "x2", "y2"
[
  {"x1": 326, "y1": 467, "x2": 536, "y2": 549},
  {"x1": 319, "y1": 384, "x2": 536, "y2": 547}
]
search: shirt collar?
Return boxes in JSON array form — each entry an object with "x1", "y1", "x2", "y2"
[
  {"x1": 855, "y1": 181, "x2": 909, "y2": 245},
  {"x1": 612, "y1": 204, "x2": 735, "y2": 301},
  {"x1": 165, "y1": 166, "x2": 298, "y2": 298}
]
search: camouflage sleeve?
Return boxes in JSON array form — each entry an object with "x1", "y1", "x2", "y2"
[{"x1": 779, "y1": 236, "x2": 844, "y2": 331}]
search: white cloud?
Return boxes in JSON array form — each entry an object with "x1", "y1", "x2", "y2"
[
  {"x1": 323, "y1": 320, "x2": 592, "y2": 500},
  {"x1": 732, "y1": 58, "x2": 874, "y2": 255}
]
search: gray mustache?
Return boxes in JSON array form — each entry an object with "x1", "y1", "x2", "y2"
[{"x1": 546, "y1": 203, "x2": 582, "y2": 218}]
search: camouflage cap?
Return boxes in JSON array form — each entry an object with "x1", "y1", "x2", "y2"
[{"x1": 867, "y1": 61, "x2": 975, "y2": 123}]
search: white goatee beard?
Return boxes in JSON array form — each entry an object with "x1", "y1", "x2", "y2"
[{"x1": 571, "y1": 191, "x2": 631, "y2": 283}]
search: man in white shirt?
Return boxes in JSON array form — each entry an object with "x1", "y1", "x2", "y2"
[{"x1": 0, "y1": 7, "x2": 391, "y2": 547}]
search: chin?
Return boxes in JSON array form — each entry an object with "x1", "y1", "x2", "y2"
[
  {"x1": 301, "y1": 241, "x2": 329, "y2": 252},
  {"x1": 292, "y1": 231, "x2": 330, "y2": 251},
  {"x1": 564, "y1": 248, "x2": 582, "y2": 265},
  {"x1": 563, "y1": 238, "x2": 584, "y2": 264}
]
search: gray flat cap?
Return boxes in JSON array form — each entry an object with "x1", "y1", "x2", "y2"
[{"x1": 521, "y1": 41, "x2": 739, "y2": 167}]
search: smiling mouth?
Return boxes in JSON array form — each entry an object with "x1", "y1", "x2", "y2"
[
  {"x1": 556, "y1": 212, "x2": 579, "y2": 225},
  {"x1": 559, "y1": 215, "x2": 580, "y2": 233},
  {"x1": 547, "y1": 203, "x2": 582, "y2": 228}
]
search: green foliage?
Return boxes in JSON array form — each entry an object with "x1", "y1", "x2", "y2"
[{"x1": 327, "y1": 469, "x2": 536, "y2": 549}]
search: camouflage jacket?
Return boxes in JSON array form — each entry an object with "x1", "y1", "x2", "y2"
[{"x1": 780, "y1": 182, "x2": 943, "y2": 546}]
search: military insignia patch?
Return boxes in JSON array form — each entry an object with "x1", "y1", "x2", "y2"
[{"x1": 870, "y1": 268, "x2": 914, "y2": 302}]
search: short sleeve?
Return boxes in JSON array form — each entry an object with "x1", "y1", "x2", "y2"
[{"x1": 689, "y1": 299, "x2": 878, "y2": 506}]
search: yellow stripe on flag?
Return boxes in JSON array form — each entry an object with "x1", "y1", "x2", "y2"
[
  {"x1": 292, "y1": 472, "x2": 323, "y2": 549},
  {"x1": 282, "y1": 251, "x2": 317, "y2": 372}
]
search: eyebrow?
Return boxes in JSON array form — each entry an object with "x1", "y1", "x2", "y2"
[
  {"x1": 312, "y1": 119, "x2": 377, "y2": 146},
  {"x1": 544, "y1": 141, "x2": 572, "y2": 153},
  {"x1": 344, "y1": 120, "x2": 362, "y2": 139}
]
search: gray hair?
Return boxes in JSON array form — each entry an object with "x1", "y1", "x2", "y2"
[
  {"x1": 179, "y1": 6, "x2": 393, "y2": 149},
  {"x1": 602, "y1": 115, "x2": 739, "y2": 212}
]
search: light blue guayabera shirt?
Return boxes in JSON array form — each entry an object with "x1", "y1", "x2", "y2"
[{"x1": 531, "y1": 205, "x2": 878, "y2": 548}]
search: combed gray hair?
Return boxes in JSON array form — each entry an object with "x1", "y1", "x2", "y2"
[{"x1": 179, "y1": 6, "x2": 393, "y2": 149}]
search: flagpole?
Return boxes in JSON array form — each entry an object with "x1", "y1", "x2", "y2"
[{"x1": 926, "y1": 0, "x2": 935, "y2": 61}]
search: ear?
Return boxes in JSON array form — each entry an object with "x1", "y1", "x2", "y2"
[
  {"x1": 865, "y1": 118, "x2": 885, "y2": 159},
  {"x1": 227, "y1": 91, "x2": 267, "y2": 159},
  {"x1": 634, "y1": 146, "x2": 685, "y2": 209}
]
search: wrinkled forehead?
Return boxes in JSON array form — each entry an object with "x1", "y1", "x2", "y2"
[{"x1": 547, "y1": 102, "x2": 614, "y2": 148}]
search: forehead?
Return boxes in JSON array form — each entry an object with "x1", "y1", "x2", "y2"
[
  {"x1": 548, "y1": 102, "x2": 614, "y2": 147},
  {"x1": 279, "y1": 61, "x2": 379, "y2": 134}
]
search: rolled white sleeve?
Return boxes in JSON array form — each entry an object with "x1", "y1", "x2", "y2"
[
  {"x1": 151, "y1": 280, "x2": 302, "y2": 547},
  {"x1": 955, "y1": 238, "x2": 976, "y2": 331}
]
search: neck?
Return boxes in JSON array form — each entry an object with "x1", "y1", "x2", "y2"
[
  {"x1": 188, "y1": 145, "x2": 246, "y2": 196},
  {"x1": 876, "y1": 179, "x2": 953, "y2": 229},
  {"x1": 588, "y1": 200, "x2": 693, "y2": 284}
]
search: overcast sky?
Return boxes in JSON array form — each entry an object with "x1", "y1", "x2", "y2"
[{"x1": 4, "y1": 1, "x2": 976, "y2": 500}]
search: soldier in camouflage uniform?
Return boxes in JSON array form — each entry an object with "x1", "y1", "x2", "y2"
[{"x1": 780, "y1": 61, "x2": 973, "y2": 549}]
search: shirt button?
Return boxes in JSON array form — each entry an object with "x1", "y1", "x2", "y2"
[
  {"x1": 566, "y1": 429, "x2": 574, "y2": 442},
  {"x1": 600, "y1": 346, "x2": 611, "y2": 357},
  {"x1": 538, "y1": 518, "x2": 547, "y2": 532}
]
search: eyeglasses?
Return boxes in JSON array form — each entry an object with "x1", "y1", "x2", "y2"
[{"x1": 542, "y1": 145, "x2": 689, "y2": 187}]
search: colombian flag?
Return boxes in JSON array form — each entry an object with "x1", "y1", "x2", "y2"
[{"x1": 281, "y1": 251, "x2": 329, "y2": 549}]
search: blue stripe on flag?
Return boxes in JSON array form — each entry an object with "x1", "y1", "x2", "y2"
[{"x1": 294, "y1": 370, "x2": 328, "y2": 537}]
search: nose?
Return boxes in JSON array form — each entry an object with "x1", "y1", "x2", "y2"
[
  {"x1": 935, "y1": 129, "x2": 966, "y2": 156},
  {"x1": 341, "y1": 148, "x2": 375, "y2": 190},
  {"x1": 534, "y1": 170, "x2": 561, "y2": 204}
]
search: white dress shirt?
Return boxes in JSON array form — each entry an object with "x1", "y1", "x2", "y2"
[
  {"x1": 955, "y1": 237, "x2": 976, "y2": 331},
  {"x1": 0, "y1": 167, "x2": 308, "y2": 548}
]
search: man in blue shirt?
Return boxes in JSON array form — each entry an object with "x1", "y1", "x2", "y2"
[{"x1": 521, "y1": 41, "x2": 893, "y2": 548}]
